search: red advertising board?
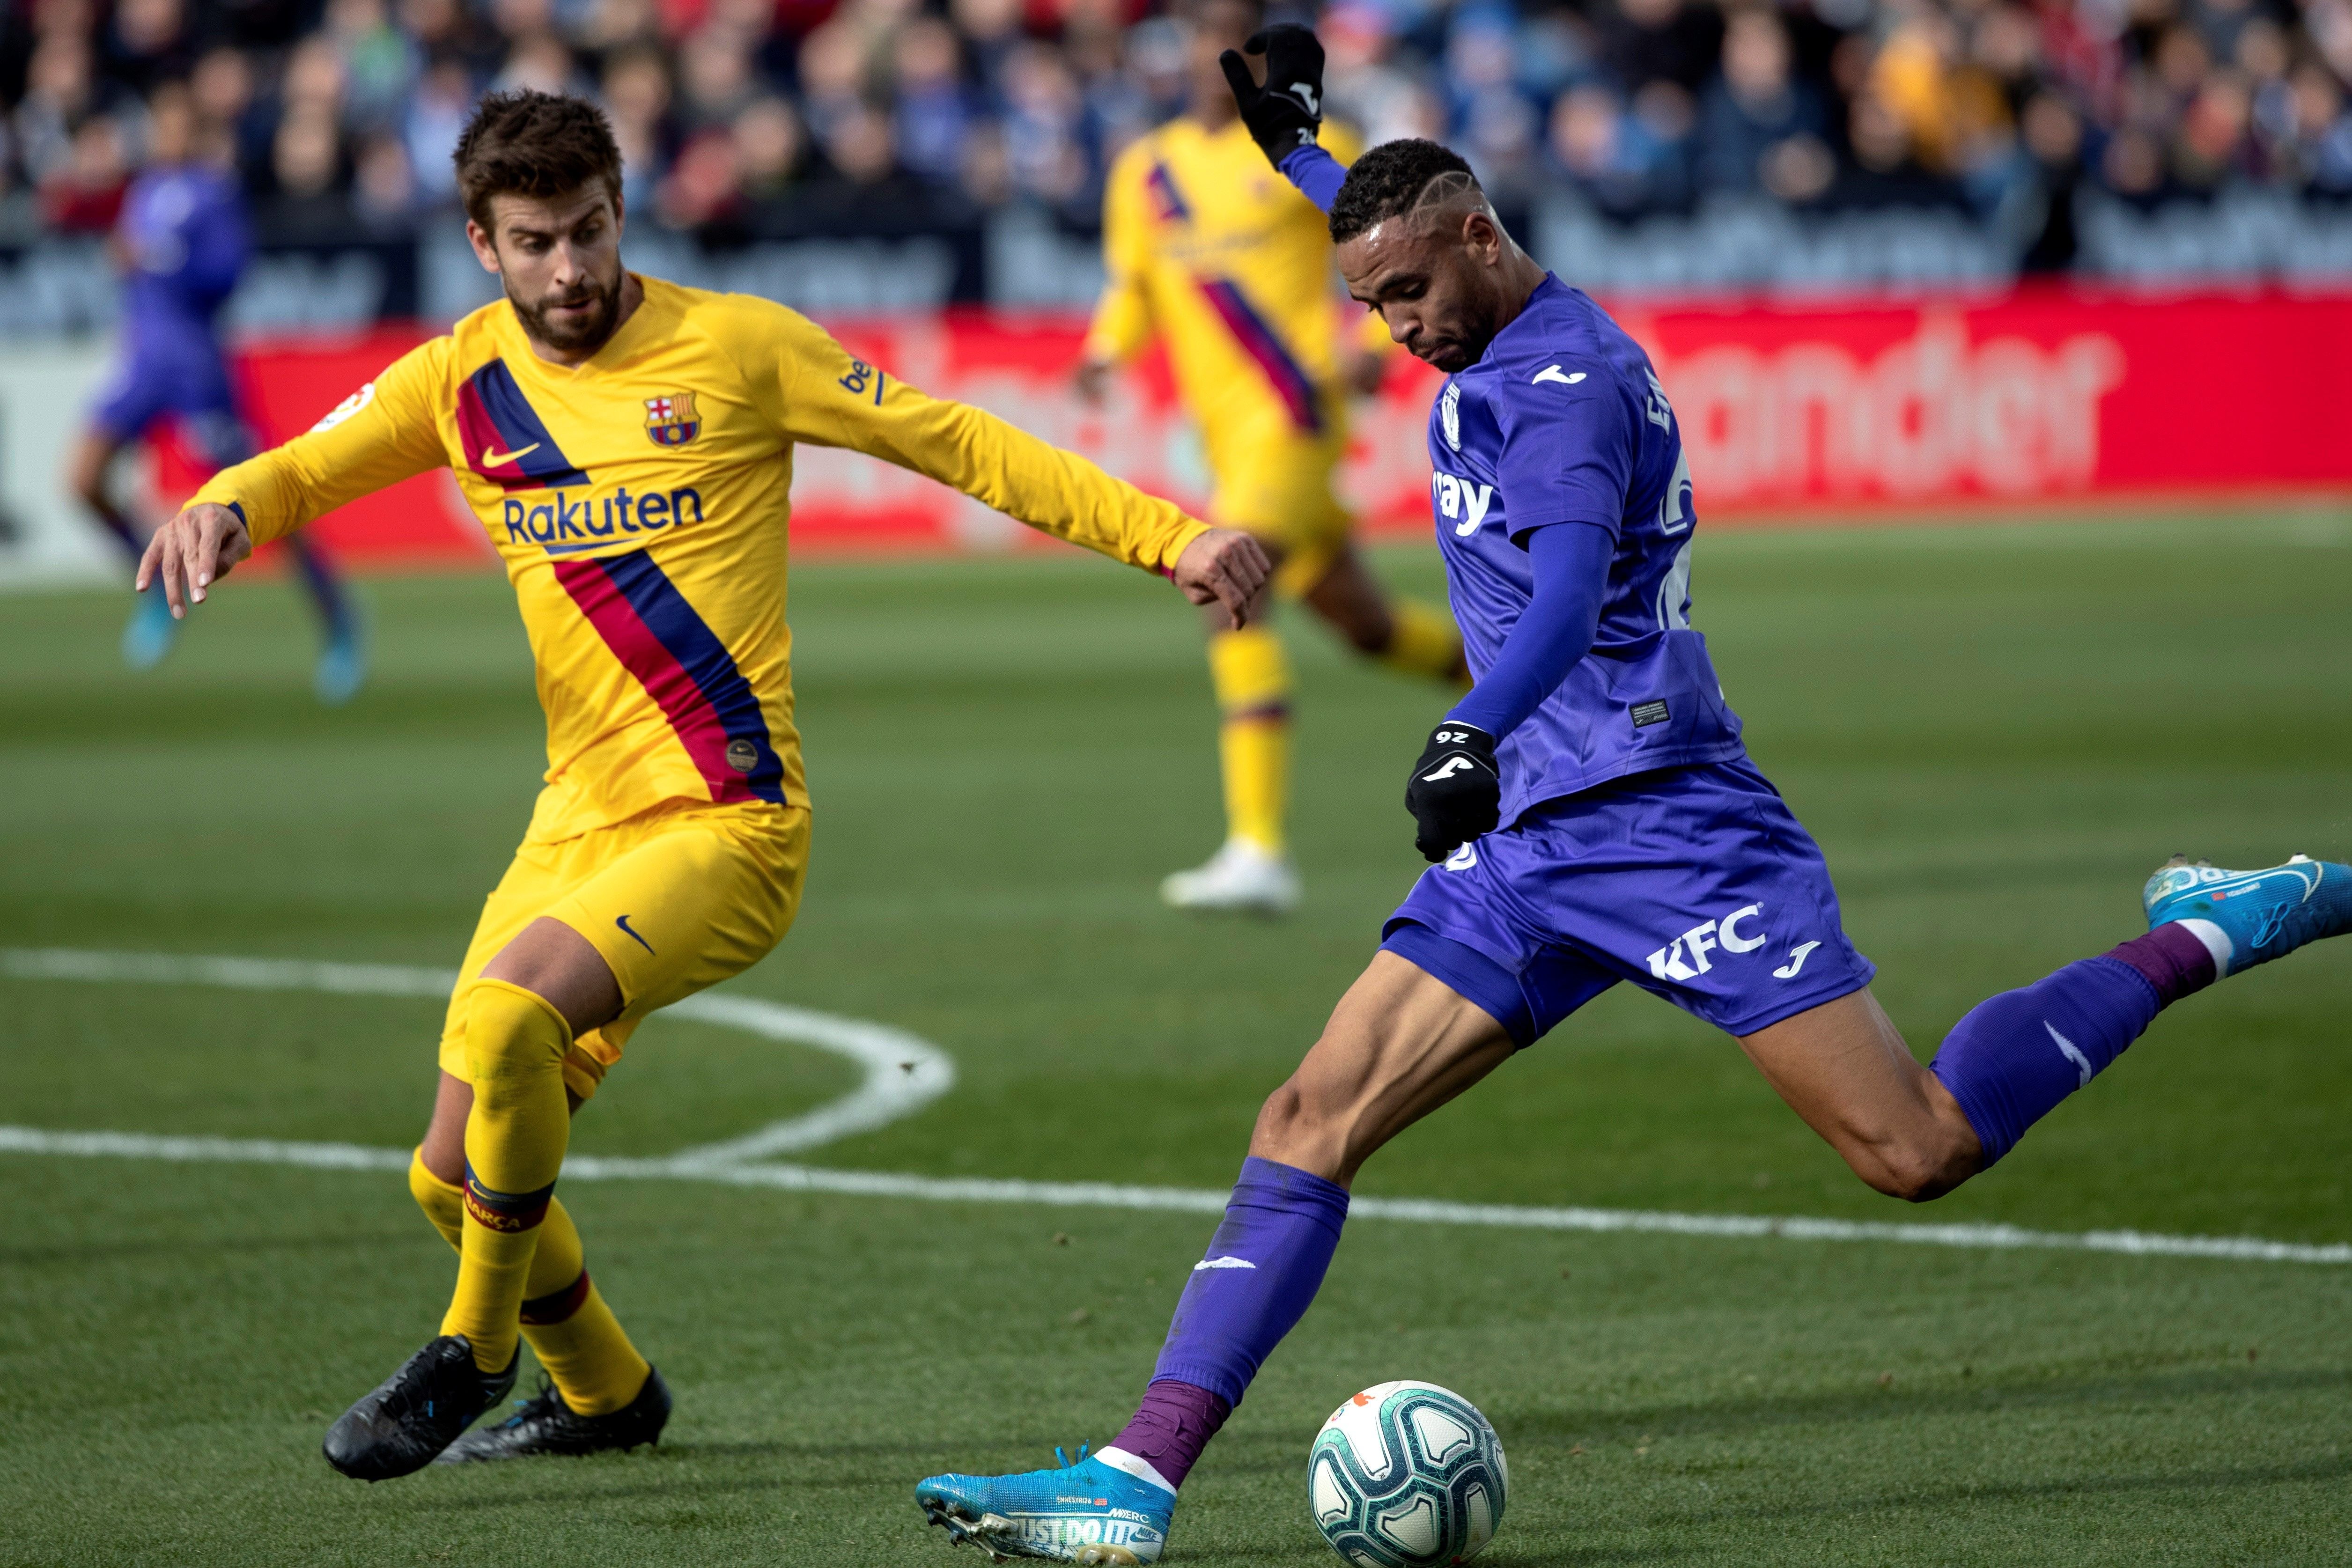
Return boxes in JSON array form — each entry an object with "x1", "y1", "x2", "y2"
[{"x1": 190, "y1": 288, "x2": 2352, "y2": 567}]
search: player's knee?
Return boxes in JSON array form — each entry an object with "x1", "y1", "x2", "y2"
[
  {"x1": 461, "y1": 979, "x2": 572, "y2": 1091},
  {"x1": 1249, "y1": 1075, "x2": 1347, "y2": 1168}
]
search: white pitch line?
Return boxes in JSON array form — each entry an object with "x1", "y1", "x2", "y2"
[
  {"x1": 1, "y1": 1124, "x2": 2346, "y2": 1267},
  {"x1": 6, "y1": 948, "x2": 2348, "y2": 1267},
  {"x1": 0, "y1": 947, "x2": 955, "y2": 1158}
]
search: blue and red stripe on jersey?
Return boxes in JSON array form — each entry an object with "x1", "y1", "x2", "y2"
[
  {"x1": 456, "y1": 359, "x2": 591, "y2": 492},
  {"x1": 1145, "y1": 162, "x2": 1191, "y2": 223},
  {"x1": 1198, "y1": 279, "x2": 1322, "y2": 432},
  {"x1": 553, "y1": 549, "x2": 788, "y2": 807}
]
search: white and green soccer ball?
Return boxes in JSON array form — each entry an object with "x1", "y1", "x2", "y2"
[{"x1": 1307, "y1": 1380, "x2": 1507, "y2": 1568}]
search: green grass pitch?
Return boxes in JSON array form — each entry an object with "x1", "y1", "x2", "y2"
[{"x1": 6, "y1": 513, "x2": 2352, "y2": 1566}]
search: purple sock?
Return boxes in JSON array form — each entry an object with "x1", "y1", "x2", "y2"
[
  {"x1": 1101, "y1": 1157, "x2": 1349, "y2": 1489},
  {"x1": 1103, "y1": 1379, "x2": 1230, "y2": 1492},
  {"x1": 1930, "y1": 926, "x2": 2214, "y2": 1167}
]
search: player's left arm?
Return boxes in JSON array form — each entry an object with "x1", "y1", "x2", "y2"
[
  {"x1": 1403, "y1": 376, "x2": 1633, "y2": 861},
  {"x1": 747, "y1": 306, "x2": 1270, "y2": 620}
]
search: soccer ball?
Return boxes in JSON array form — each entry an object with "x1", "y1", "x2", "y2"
[{"x1": 1306, "y1": 1380, "x2": 1507, "y2": 1567}]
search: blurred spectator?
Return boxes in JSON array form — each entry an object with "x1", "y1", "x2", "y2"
[
  {"x1": 735, "y1": 93, "x2": 810, "y2": 199},
  {"x1": 405, "y1": 56, "x2": 475, "y2": 201},
  {"x1": 41, "y1": 110, "x2": 126, "y2": 229},
  {"x1": 103, "y1": 0, "x2": 192, "y2": 96},
  {"x1": 892, "y1": 18, "x2": 974, "y2": 184},
  {"x1": 264, "y1": 104, "x2": 352, "y2": 236},
  {"x1": 1698, "y1": 8, "x2": 1831, "y2": 200}
]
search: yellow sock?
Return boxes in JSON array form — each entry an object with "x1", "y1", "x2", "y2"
[
  {"x1": 442, "y1": 979, "x2": 573, "y2": 1373},
  {"x1": 410, "y1": 1150, "x2": 650, "y2": 1415},
  {"x1": 1208, "y1": 626, "x2": 1292, "y2": 854},
  {"x1": 1378, "y1": 597, "x2": 1468, "y2": 686}
]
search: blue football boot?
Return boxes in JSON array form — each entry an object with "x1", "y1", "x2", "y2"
[
  {"x1": 916, "y1": 1444, "x2": 1173, "y2": 1565},
  {"x1": 121, "y1": 589, "x2": 179, "y2": 670},
  {"x1": 2144, "y1": 853, "x2": 2352, "y2": 976},
  {"x1": 313, "y1": 603, "x2": 369, "y2": 707}
]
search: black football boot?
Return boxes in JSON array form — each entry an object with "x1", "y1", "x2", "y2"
[
  {"x1": 322, "y1": 1335, "x2": 518, "y2": 1481},
  {"x1": 436, "y1": 1366, "x2": 671, "y2": 1463}
]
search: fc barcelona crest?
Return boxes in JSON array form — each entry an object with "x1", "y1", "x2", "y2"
[{"x1": 644, "y1": 391, "x2": 700, "y2": 448}]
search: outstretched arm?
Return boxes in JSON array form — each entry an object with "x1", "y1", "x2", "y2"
[
  {"x1": 140, "y1": 339, "x2": 451, "y2": 615},
  {"x1": 755, "y1": 307, "x2": 1271, "y2": 622}
]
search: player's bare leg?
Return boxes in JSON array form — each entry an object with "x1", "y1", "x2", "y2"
[
  {"x1": 1246, "y1": 951, "x2": 1514, "y2": 1183},
  {"x1": 324, "y1": 918, "x2": 657, "y2": 1480},
  {"x1": 1297, "y1": 544, "x2": 1467, "y2": 685},
  {"x1": 1736, "y1": 990, "x2": 1980, "y2": 1201}
]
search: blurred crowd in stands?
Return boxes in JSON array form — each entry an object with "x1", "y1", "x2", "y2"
[{"x1": 8, "y1": 0, "x2": 2352, "y2": 256}]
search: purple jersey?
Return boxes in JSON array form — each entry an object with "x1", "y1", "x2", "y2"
[
  {"x1": 118, "y1": 163, "x2": 248, "y2": 334},
  {"x1": 1430, "y1": 274, "x2": 1744, "y2": 824},
  {"x1": 92, "y1": 164, "x2": 251, "y2": 450}
]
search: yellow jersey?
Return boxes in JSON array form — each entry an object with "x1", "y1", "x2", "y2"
[
  {"x1": 1087, "y1": 117, "x2": 1364, "y2": 445},
  {"x1": 192, "y1": 275, "x2": 1207, "y2": 843}
]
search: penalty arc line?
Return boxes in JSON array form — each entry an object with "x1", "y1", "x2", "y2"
[{"x1": 2, "y1": 948, "x2": 2348, "y2": 1267}]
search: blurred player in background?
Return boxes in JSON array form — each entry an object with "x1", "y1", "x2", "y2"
[
  {"x1": 1079, "y1": 0, "x2": 1465, "y2": 916},
  {"x1": 69, "y1": 81, "x2": 367, "y2": 704},
  {"x1": 137, "y1": 89, "x2": 1268, "y2": 1484}
]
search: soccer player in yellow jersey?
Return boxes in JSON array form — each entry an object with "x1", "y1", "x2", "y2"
[
  {"x1": 1080, "y1": 0, "x2": 1467, "y2": 915},
  {"x1": 134, "y1": 90, "x2": 1269, "y2": 1481}
]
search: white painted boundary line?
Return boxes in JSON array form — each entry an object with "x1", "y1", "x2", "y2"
[
  {"x1": 5, "y1": 949, "x2": 2347, "y2": 1266},
  {"x1": 0, "y1": 947, "x2": 956, "y2": 1160},
  {"x1": 2, "y1": 1124, "x2": 2345, "y2": 1265}
]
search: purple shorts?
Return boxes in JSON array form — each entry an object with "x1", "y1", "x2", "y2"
[
  {"x1": 1382, "y1": 757, "x2": 1873, "y2": 1045},
  {"x1": 91, "y1": 339, "x2": 252, "y2": 465}
]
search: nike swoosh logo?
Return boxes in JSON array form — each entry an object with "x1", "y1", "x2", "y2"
[
  {"x1": 480, "y1": 442, "x2": 540, "y2": 467},
  {"x1": 2045, "y1": 1021, "x2": 2094, "y2": 1088},
  {"x1": 1194, "y1": 1255, "x2": 1257, "y2": 1271},
  {"x1": 1531, "y1": 366, "x2": 1586, "y2": 386},
  {"x1": 615, "y1": 915, "x2": 655, "y2": 955}
]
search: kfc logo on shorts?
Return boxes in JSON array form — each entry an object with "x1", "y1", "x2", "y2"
[{"x1": 1647, "y1": 903, "x2": 1770, "y2": 981}]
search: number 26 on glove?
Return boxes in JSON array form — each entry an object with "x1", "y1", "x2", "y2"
[{"x1": 1405, "y1": 722, "x2": 1499, "y2": 863}]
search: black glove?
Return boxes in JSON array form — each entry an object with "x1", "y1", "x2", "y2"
[
  {"x1": 1218, "y1": 23, "x2": 1326, "y2": 166},
  {"x1": 1405, "y1": 722, "x2": 1500, "y2": 863}
]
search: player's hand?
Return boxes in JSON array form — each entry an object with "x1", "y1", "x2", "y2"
[
  {"x1": 1405, "y1": 721, "x2": 1500, "y2": 862},
  {"x1": 135, "y1": 501, "x2": 253, "y2": 618},
  {"x1": 1073, "y1": 355, "x2": 1116, "y2": 407},
  {"x1": 1219, "y1": 23, "x2": 1325, "y2": 167},
  {"x1": 1173, "y1": 528, "x2": 1273, "y2": 626}
]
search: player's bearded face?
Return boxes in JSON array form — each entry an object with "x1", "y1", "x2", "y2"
[
  {"x1": 484, "y1": 189, "x2": 629, "y2": 355},
  {"x1": 1339, "y1": 215, "x2": 1509, "y2": 375}
]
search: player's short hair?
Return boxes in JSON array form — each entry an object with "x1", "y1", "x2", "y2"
[
  {"x1": 454, "y1": 90, "x2": 624, "y2": 232},
  {"x1": 1327, "y1": 138, "x2": 1482, "y2": 244}
]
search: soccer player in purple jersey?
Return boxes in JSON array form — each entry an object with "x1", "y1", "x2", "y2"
[
  {"x1": 912, "y1": 28, "x2": 2352, "y2": 1565},
  {"x1": 69, "y1": 81, "x2": 365, "y2": 702}
]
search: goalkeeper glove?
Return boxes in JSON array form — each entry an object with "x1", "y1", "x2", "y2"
[
  {"x1": 1405, "y1": 722, "x2": 1500, "y2": 863},
  {"x1": 1218, "y1": 23, "x2": 1326, "y2": 166}
]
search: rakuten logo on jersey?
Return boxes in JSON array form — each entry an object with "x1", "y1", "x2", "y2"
[
  {"x1": 1430, "y1": 471, "x2": 1497, "y2": 537},
  {"x1": 1647, "y1": 903, "x2": 1771, "y2": 981},
  {"x1": 500, "y1": 485, "x2": 705, "y2": 554}
]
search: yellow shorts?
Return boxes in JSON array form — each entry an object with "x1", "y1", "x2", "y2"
[
  {"x1": 436, "y1": 797, "x2": 809, "y2": 1102},
  {"x1": 1203, "y1": 421, "x2": 1354, "y2": 600}
]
